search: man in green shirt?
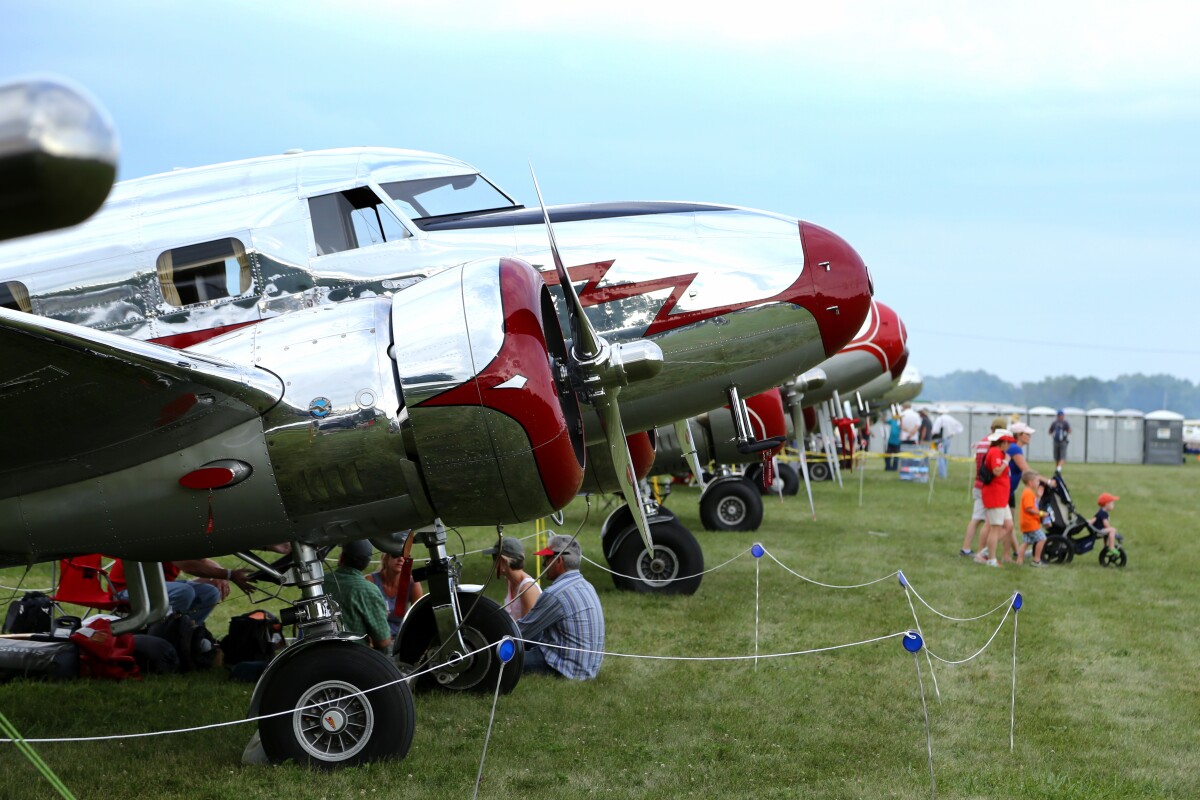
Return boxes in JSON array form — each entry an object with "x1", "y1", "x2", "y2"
[{"x1": 324, "y1": 540, "x2": 392, "y2": 651}]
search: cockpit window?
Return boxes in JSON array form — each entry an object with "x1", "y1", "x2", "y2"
[
  {"x1": 309, "y1": 186, "x2": 410, "y2": 256},
  {"x1": 157, "y1": 238, "x2": 253, "y2": 307},
  {"x1": 380, "y1": 174, "x2": 517, "y2": 224},
  {"x1": 1, "y1": 281, "x2": 32, "y2": 312}
]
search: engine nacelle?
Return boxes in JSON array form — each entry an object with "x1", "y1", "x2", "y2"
[{"x1": 197, "y1": 257, "x2": 584, "y2": 543}]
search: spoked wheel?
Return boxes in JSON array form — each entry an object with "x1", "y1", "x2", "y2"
[
  {"x1": 393, "y1": 591, "x2": 523, "y2": 694},
  {"x1": 609, "y1": 516, "x2": 704, "y2": 595},
  {"x1": 1042, "y1": 535, "x2": 1074, "y2": 565},
  {"x1": 699, "y1": 478, "x2": 764, "y2": 531},
  {"x1": 1098, "y1": 546, "x2": 1128, "y2": 568},
  {"x1": 259, "y1": 644, "x2": 414, "y2": 767}
]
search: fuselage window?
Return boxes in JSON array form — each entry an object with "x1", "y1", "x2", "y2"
[
  {"x1": 1, "y1": 281, "x2": 32, "y2": 312},
  {"x1": 309, "y1": 186, "x2": 410, "y2": 256},
  {"x1": 157, "y1": 238, "x2": 253, "y2": 307}
]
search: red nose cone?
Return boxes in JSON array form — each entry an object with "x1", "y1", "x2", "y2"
[
  {"x1": 871, "y1": 301, "x2": 907, "y2": 374},
  {"x1": 890, "y1": 350, "x2": 909, "y2": 380},
  {"x1": 801, "y1": 221, "x2": 873, "y2": 358}
]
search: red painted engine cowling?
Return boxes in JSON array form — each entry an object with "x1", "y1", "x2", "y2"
[{"x1": 401, "y1": 258, "x2": 585, "y2": 524}]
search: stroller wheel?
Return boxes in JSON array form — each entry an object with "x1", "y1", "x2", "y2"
[
  {"x1": 1043, "y1": 535, "x2": 1073, "y2": 565},
  {"x1": 1099, "y1": 546, "x2": 1128, "y2": 568}
]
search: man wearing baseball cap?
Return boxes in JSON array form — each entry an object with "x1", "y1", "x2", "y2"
[
  {"x1": 324, "y1": 540, "x2": 392, "y2": 651},
  {"x1": 1049, "y1": 410, "x2": 1071, "y2": 471},
  {"x1": 518, "y1": 533, "x2": 604, "y2": 679}
]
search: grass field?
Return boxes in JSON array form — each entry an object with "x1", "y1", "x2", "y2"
[{"x1": 2, "y1": 455, "x2": 1198, "y2": 799}]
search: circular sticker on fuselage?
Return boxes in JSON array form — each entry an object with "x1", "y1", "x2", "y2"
[{"x1": 309, "y1": 397, "x2": 332, "y2": 418}]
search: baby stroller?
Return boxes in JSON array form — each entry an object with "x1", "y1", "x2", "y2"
[{"x1": 1038, "y1": 473, "x2": 1126, "y2": 567}]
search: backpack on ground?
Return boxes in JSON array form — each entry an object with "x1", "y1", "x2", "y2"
[
  {"x1": 146, "y1": 612, "x2": 217, "y2": 672},
  {"x1": 3, "y1": 591, "x2": 54, "y2": 634},
  {"x1": 220, "y1": 609, "x2": 282, "y2": 665}
]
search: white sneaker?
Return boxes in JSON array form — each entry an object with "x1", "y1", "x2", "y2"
[{"x1": 986, "y1": 559, "x2": 1000, "y2": 568}]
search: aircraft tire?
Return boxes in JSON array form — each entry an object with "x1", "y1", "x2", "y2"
[
  {"x1": 807, "y1": 461, "x2": 832, "y2": 482},
  {"x1": 393, "y1": 592, "x2": 523, "y2": 694},
  {"x1": 609, "y1": 516, "x2": 703, "y2": 595},
  {"x1": 699, "y1": 478, "x2": 764, "y2": 532},
  {"x1": 259, "y1": 643, "x2": 414, "y2": 768},
  {"x1": 1042, "y1": 535, "x2": 1074, "y2": 564},
  {"x1": 743, "y1": 463, "x2": 800, "y2": 496}
]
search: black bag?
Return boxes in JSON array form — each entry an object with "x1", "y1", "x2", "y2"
[
  {"x1": 146, "y1": 612, "x2": 217, "y2": 672},
  {"x1": 3, "y1": 591, "x2": 54, "y2": 634},
  {"x1": 220, "y1": 610, "x2": 281, "y2": 665},
  {"x1": 0, "y1": 636, "x2": 79, "y2": 681},
  {"x1": 977, "y1": 458, "x2": 994, "y2": 486},
  {"x1": 131, "y1": 634, "x2": 180, "y2": 674}
]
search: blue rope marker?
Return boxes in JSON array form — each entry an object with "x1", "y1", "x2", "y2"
[
  {"x1": 897, "y1": 570, "x2": 908, "y2": 587},
  {"x1": 1010, "y1": 592, "x2": 1022, "y2": 752},
  {"x1": 904, "y1": 632, "x2": 936, "y2": 799},
  {"x1": 751, "y1": 543, "x2": 765, "y2": 558},
  {"x1": 473, "y1": 638, "x2": 516, "y2": 800}
]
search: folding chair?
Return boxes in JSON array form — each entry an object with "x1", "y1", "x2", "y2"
[{"x1": 50, "y1": 554, "x2": 130, "y2": 616}]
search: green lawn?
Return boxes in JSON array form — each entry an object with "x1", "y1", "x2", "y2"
[{"x1": 2, "y1": 456, "x2": 1198, "y2": 799}]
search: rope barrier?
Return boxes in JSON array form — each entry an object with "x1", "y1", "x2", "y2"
[
  {"x1": 762, "y1": 548, "x2": 900, "y2": 589},
  {"x1": 924, "y1": 602, "x2": 1016, "y2": 666},
  {"x1": 512, "y1": 632, "x2": 911, "y2": 662}
]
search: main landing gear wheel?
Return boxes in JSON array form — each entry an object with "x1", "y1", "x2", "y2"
[
  {"x1": 807, "y1": 461, "x2": 832, "y2": 482},
  {"x1": 1042, "y1": 535, "x2": 1074, "y2": 565},
  {"x1": 258, "y1": 644, "x2": 415, "y2": 768},
  {"x1": 743, "y1": 463, "x2": 800, "y2": 496},
  {"x1": 1098, "y1": 546, "x2": 1127, "y2": 568},
  {"x1": 393, "y1": 592, "x2": 523, "y2": 694},
  {"x1": 608, "y1": 515, "x2": 704, "y2": 595},
  {"x1": 699, "y1": 478, "x2": 764, "y2": 532}
]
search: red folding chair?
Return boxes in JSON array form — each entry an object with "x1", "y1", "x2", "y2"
[{"x1": 50, "y1": 554, "x2": 130, "y2": 615}]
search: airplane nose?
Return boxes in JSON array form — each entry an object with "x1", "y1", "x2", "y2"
[
  {"x1": 800, "y1": 221, "x2": 873, "y2": 358},
  {"x1": 873, "y1": 301, "x2": 908, "y2": 374}
]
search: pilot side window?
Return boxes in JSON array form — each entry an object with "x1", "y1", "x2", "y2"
[
  {"x1": 309, "y1": 186, "x2": 410, "y2": 256},
  {"x1": 1, "y1": 280, "x2": 32, "y2": 312},
  {"x1": 157, "y1": 238, "x2": 253, "y2": 307}
]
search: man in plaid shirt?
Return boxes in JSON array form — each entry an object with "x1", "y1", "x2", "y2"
[{"x1": 518, "y1": 534, "x2": 604, "y2": 680}]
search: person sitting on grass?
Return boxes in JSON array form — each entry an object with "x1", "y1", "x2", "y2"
[
  {"x1": 1094, "y1": 492, "x2": 1122, "y2": 555},
  {"x1": 324, "y1": 540, "x2": 391, "y2": 652},
  {"x1": 1017, "y1": 471, "x2": 1048, "y2": 567}
]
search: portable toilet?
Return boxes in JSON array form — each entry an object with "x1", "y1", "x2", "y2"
[
  {"x1": 1027, "y1": 407, "x2": 1057, "y2": 462},
  {"x1": 968, "y1": 404, "x2": 1002, "y2": 449},
  {"x1": 1115, "y1": 409, "x2": 1145, "y2": 464},
  {"x1": 1085, "y1": 409, "x2": 1117, "y2": 463},
  {"x1": 1144, "y1": 410, "x2": 1184, "y2": 465},
  {"x1": 936, "y1": 403, "x2": 972, "y2": 458},
  {"x1": 1061, "y1": 407, "x2": 1087, "y2": 466}
]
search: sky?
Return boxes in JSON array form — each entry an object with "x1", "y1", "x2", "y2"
[{"x1": 3, "y1": 1, "x2": 1199, "y2": 384}]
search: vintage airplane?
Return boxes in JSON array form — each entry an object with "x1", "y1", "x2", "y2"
[
  {"x1": 1, "y1": 99, "x2": 874, "y2": 765},
  {"x1": 647, "y1": 300, "x2": 907, "y2": 529}
]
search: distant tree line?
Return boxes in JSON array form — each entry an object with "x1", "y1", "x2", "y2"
[{"x1": 921, "y1": 371, "x2": 1200, "y2": 417}]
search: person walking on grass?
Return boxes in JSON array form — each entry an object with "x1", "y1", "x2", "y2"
[
  {"x1": 1017, "y1": 471, "x2": 1048, "y2": 566},
  {"x1": 960, "y1": 416, "x2": 1009, "y2": 558},
  {"x1": 975, "y1": 429, "x2": 1015, "y2": 568}
]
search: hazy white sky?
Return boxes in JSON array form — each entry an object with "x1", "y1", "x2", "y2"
[{"x1": 4, "y1": 1, "x2": 1198, "y2": 383}]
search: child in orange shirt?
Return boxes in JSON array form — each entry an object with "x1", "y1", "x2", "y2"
[{"x1": 1017, "y1": 471, "x2": 1047, "y2": 566}]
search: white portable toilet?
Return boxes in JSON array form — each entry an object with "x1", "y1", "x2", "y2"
[
  {"x1": 1027, "y1": 406, "x2": 1057, "y2": 462},
  {"x1": 1115, "y1": 409, "x2": 1145, "y2": 464},
  {"x1": 1144, "y1": 410, "x2": 1185, "y2": 465},
  {"x1": 1062, "y1": 407, "x2": 1087, "y2": 466},
  {"x1": 968, "y1": 404, "x2": 1002, "y2": 450},
  {"x1": 936, "y1": 403, "x2": 972, "y2": 458},
  {"x1": 1085, "y1": 408, "x2": 1117, "y2": 463}
]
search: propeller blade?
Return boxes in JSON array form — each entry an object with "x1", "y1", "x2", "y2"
[
  {"x1": 597, "y1": 397, "x2": 654, "y2": 553},
  {"x1": 673, "y1": 418, "x2": 707, "y2": 489},
  {"x1": 787, "y1": 395, "x2": 816, "y2": 520},
  {"x1": 529, "y1": 165, "x2": 603, "y2": 361}
]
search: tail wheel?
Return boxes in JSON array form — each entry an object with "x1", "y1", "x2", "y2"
[
  {"x1": 1042, "y1": 535, "x2": 1073, "y2": 564},
  {"x1": 609, "y1": 516, "x2": 704, "y2": 595},
  {"x1": 1098, "y1": 546, "x2": 1128, "y2": 568},
  {"x1": 699, "y1": 478, "x2": 764, "y2": 531},
  {"x1": 259, "y1": 644, "x2": 414, "y2": 768},
  {"x1": 393, "y1": 592, "x2": 523, "y2": 694}
]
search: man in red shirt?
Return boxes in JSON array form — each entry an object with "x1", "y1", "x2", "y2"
[
  {"x1": 975, "y1": 430, "x2": 1015, "y2": 567},
  {"x1": 960, "y1": 416, "x2": 1009, "y2": 557}
]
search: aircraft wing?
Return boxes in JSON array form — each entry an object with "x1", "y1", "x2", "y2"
[{"x1": 0, "y1": 308, "x2": 283, "y2": 499}]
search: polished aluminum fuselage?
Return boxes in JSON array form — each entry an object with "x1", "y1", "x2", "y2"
[{"x1": 0, "y1": 147, "x2": 858, "y2": 437}]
